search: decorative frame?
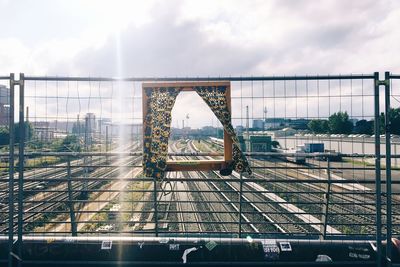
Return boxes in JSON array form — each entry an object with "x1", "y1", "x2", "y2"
[{"x1": 142, "y1": 81, "x2": 232, "y2": 172}]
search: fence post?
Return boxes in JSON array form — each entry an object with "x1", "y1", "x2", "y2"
[
  {"x1": 67, "y1": 157, "x2": 77, "y2": 236},
  {"x1": 321, "y1": 157, "x2": 331, "y2": 240},
  {"x1": 238, "y1": 172, "x2": 243, "y2": 238},
  {"x1": 384, "y1": 71, "x2": 392, "y2": 267},
  {"x1": 374, "y1": 72, "x2": 382, "y2": 267},
  {"x1": 17, "y1": 73, "x2": 25, "y2": 267},
  {"x1": 106, "y1": 126, "x2": 109, "y2": 164},
  {"x1": 154, "y1": 179, "x2": 158, "y2": 237},
  {"x1": 8, "y1": 74, "x2": 15, "y2": 267}
]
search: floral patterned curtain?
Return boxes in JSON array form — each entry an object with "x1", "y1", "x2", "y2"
[
  {"x1": 143, "y1": 87, "x2": 180, "y2": 179},
  {"x1": 194, "y1": 86, "x2": 251, "y2": 175},
  {"x1": 143, "y1": 85, "x2": 251, "y2": 179}
]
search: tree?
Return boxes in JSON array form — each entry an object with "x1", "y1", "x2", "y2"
[
  {"x1": 308, "y1": 119, "x2": 329, "y2": 133},
  {"x1": 391, "y1": 108, "x2": 400, "y2": 134},
  {"x1": 0, "y1": 126, "x2": 9, "y2": 146},
  {"x1": 354, "y1": 119, "x2": 373, "y2": 135},
  {"x1": 14, "y1": 122, "x2": 33, "y2": 143},
  {"x1": 380, "y1": 108, "x2": 400, "y2": 135},
  {"x1": 328, "y1": 111, "x2": 353, "y2": 134},
  {"x1": 216, "y1": 128, "x2": 224, "y2": 139},
  {"x1": 56, "y1": 135, "x2": 82, "y2": 152},
  {"x1": 271, "y1": 140, "x2": 280, "y2": 148}
]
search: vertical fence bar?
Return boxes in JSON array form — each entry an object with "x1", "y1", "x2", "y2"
[
  {"x1": 106, "y1": 126, "x2": 109, "y2": 164},
  {"x1": 8, "y1": 74, "x2": 15, "y2": 267},
  {"x1": 385, "y1": 71, "x2": 392, "y2": 266},
  {"x1": 17, "y1": 73, "x2": 25, "y2": 267},
  {"x1": 154, "y1": 179, "x2": 158, "y2": 237},
  {"x1": 67, "y1": 158, "x2": 77, "y2": 236},
  {"x1": 321, "y1": 157, "x2": 331, "y2": 240},
  {"x1": 238, "y1": 172, "x2": 243, "y2": 238},
  {"x1": 374, "y1": 72, "x2": 382, "y2": 267}
]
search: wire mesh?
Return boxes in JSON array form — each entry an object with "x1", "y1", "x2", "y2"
[{"x1": 2, "y1": 73, "x2": 399, "y2": 266}]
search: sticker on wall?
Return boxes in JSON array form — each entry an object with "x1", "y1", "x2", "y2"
[
  {"x1": 182, "y1": 247, "x2": 198, "y2": 264},
  {"x1": 101, "y1": 240, "x2": 112, "y2": 250},
  {"x1": 205, "y1": 241, "x2": 217, "y2": 251},
  {"x1": 138, "y1": 242, "x2": 144, "y2": 249},
  {"x1": 279, "y1": 241, "x2": 292, "y2": 252},
  {"x1": 169, "y1": 244, "x2": 180, "y2": 251}
]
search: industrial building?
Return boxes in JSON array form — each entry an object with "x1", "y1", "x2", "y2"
[{"x1": 0, "y1": 85, "x2": 9, "y2": 126}]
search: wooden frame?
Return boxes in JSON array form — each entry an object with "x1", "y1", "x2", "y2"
[{"x1": 142, "y1": 81, "x2": 232, "y2": 172}]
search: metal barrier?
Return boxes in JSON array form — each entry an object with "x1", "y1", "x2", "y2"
[{"x1": 1, "y1": 73, "x2": 399, "y2": 266}]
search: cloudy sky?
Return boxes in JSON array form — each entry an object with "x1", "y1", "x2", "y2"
[{"x1": 1, "y1": 0, "x2": 399, "y2": 128}]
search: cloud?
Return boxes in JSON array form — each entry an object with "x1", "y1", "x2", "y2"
[
  {"x1": 2, "y1": 0, "x2": 400, "y2": 127},
  {"x1": 71, "y1": 4, "x2": 266, "y2": 77}
]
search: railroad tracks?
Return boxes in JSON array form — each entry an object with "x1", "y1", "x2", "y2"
[
  {"x1": 202, "y1": 138, "x2": 399, "y2": 236},
  {"x1": 0, "y1": 142, "x2": 141, "y2": 233},
  {"x1": 193, "y1": 139, "x2": 336, "y2": 235}
]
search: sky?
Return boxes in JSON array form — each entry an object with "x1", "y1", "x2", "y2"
[{"x1": 1, "y1": 0, "x2": 399, "y2": 128}]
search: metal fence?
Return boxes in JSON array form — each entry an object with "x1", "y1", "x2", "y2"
[{"x1": 0, "y1": 72, "x2": 398, "y2": 266}]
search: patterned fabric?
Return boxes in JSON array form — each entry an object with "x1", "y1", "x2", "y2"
[
  {"x1": 143, "y1": 85, "x2": 252, "y2": 179},
  {"x1": 194, "y1": 86, "x2": 252, "y2": 175},
  {"x1": 143, "y1": 87, "x2": 180, "y2": 179}
]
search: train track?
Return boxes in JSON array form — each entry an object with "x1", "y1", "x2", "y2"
[
  {"x1": 203, "y1": 138, "x2": 399, "y2": 235},
  {"x1": 189, "y1": 140, "x2": 317, "y2": 235},
  {"x1": 248, "y1": 155, "x2": 398, "y2": 234},
  {"x1": 0, "y1": 142, "x2": 141, "y2": 233}
]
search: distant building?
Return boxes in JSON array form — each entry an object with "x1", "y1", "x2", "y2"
[
  {"x1": 266, "y1": 127, "x2": 296, "y2": 138},
  {"x1": 97, "y1": 118, "x2": 112, "y2": 135},
  {"x1": 239, "y1": 134, "x2": 272, "y2": 152},
  {"x1": 249, "y1": 135, "x2": 272, "y2": 152},
  {"x1": 33, "y1": 121, "x2": 55, "y2": 142},
  {"x1": 110, "y1": 123, "x2": 142, "y2": 140},
  {"x1": 48, "y1": 120, "x2": 74, "y2": 133},
  {"x1": 85, "y1": 113, "x2": 96, "y2": 133},
  {"x1": 287, "y1": 118, "x2": 310, "y2": 130},
  {"x1": 252, "y1": 119, "x2": 264, "y2": 130},
  {"x1": 235, "y1": 125, "x2": 244, "y2": 133},
  {"x1": 0, "y1": 85, "x2": 10, "y2": 126},
  {"x1": 264, "y1": 118, "x2": 286, "y2": 129}
]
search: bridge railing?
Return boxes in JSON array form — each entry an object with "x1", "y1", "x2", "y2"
[{"x1": 1, "y1": 73, "x2": 398, "y2": 266}]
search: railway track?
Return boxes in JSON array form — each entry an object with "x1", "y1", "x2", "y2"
[
  {"x1": 203, "y1": 137, "x2": 399, "y2": 235},
  {"x1": 249, "y1": 156, "x2": 399, "y2": 234},
  {"x1": 173, "y1": 174, "x2": 203, "y2": 233},
  {"x1": 0, "y1": 142, "x2": 141, "y2": 233},
  {"x1": 149, "y1": 141, "x2": 249, "y2": 235},
  {"x1": 191, "y1": 141, "x2": 315, "y2": 234}
]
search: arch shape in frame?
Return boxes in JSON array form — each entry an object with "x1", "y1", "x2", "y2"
[{"x1": 142, "y1": 81, "x2": 250, "y2": 178}]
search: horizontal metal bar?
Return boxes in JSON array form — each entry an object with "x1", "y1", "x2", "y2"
[
  {"x1": 10, "y1": 200, "x2": 381, "y2": 206},
  {"x1": 19, "y1": 209, "x2": 377, "y2": 216},
  {"x1": 2, "y1": 151, "x2": 394, "y2": 158},
  {"x1": 23, "y1": 74, "x2": 375, "y2": 82},
  {"x1": 20, "y1": 188, "x2": 380, "y2": 195},
  {"x1": 16, "y1": 177, "x2": 400, "y2": 184},
  {"x1": 17, "y1": 260, "x2": 380, "y2": 266},
  {"x1": 15, "y1": 165, "x2": 397, "y2": 171},
  {"x1": 16, "y1": 218, "x2": 377, "y2": 226}
]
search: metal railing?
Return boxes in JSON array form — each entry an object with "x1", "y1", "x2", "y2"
[{"x1": 0, "y1": 72, "x2": 398, "y2": 266}]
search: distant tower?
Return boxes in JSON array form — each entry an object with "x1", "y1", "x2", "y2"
[
  {"x1": 26, "y1": 106, "x2": 29, "y2": 122},
  {"x1": 246, "y1": 106, "x2": 249, "y2": 151},
  {"x1": 263, "y1": 107, "x2": 267, "y2": 131}
]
